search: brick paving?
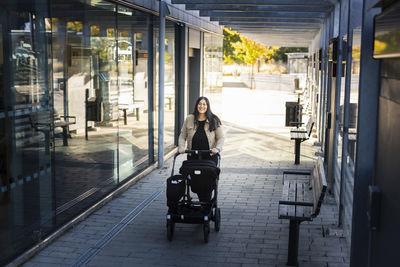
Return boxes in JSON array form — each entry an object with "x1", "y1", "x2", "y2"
[{"x1": 22, "y1": 123, "x2": 350, "y2": 267}]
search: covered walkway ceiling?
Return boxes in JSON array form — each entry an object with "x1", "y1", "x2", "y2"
[{"x1": 171, "y1": 0, "x2": 336, "y2": 47}]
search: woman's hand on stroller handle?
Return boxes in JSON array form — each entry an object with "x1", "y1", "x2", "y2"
[
  {"x1": 210, "y1": 148, "x2": 220, "y2": 155},
  {"x1": 172, "y1": 149, "x2": 221, "y2": 174},
  {"x1": 175, "y1": 149, "x2": 220, "y2": 158}
]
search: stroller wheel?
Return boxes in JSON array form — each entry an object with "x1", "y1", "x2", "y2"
[
  {"x1": 167, "y1": 221, "x2": 175, "y2": 241},
  {"x1": 214, "y1": 208, "x2": 221, "y2": 232},
  {"x1": 203, "y1": 222, "x2": 210, "y2": 243}
]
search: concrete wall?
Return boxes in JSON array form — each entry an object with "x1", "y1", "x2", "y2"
[{"x1": 239, "y1": 73, "x2": 307, "y2": 92}]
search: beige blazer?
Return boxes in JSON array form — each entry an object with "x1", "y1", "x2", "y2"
[{"x1": 178, "y1": 114, "x2": 224, "y2": 152}]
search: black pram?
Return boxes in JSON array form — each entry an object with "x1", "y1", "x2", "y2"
[{"x1": 166, "y1": 150, "x2": 221, "y2": 243}]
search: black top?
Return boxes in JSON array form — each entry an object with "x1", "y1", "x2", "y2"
[{"x1": 191, "y1": 120, "x2": 209, "y2": 150}]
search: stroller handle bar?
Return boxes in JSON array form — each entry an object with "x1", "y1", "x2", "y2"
[{"x1": 171, "y1": 149, "x2": 220, "y2": 176}]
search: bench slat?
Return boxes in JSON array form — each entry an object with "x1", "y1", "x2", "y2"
[
  {"x1": 306, "y1": 121, "x2": 314, "y2": 136},
  {"x1": 304, "y1": 183, "x2": 313, "y2": 218},
  {"x1": 287, "y1": 181, "x2": 296, "y2": 217},
  {"x1": 280, "y1": 181, "x2": 289, "y2": 217},
  {"x1": 312, "y1": 165, "x2": 320, "y2": 209},
  {"x1": 296, "y1": 182, "x2": 304, "y2": 218},
  {"x1": 312, "y1": 158, "x2": 328, "y2": 217},
  {"x1": 290, "y1": 133, "x2": 307, "y2": 140}
]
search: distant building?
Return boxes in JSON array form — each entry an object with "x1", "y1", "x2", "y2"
[{"x1": 285, "y1": 53, "x2": 308, "y2": 74}]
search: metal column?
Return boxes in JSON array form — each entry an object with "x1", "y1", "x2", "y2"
[{"x1": 158, "y1": 1, "x2": 169, "y2": 168}]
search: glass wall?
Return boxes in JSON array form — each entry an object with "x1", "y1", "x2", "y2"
[
  {"x1": 340, "y1": 27, "x2": 361, "y2": 245},
  {"x1": 203, "y1": 33, "x2": 223, "y2": 115},
  {"x1": 163, "y1": 21, "x2": 175, "y2": 151},
  {"x1": 154, "y1": 19, "x2": 176, "y2": 155},
  {"x1": 337, "y1": 42, "x2": 347, "y2": 179},
  {"x1": 0, "y1": 0, "x2": 219, "y2": 264},
  {"x1": 0, "y1": 1, "x2": 53, "y2": 264},
  {"x1": 0, "y1": 0, "x2": 154, "y2": 264},
  {"x1": 50, "y1": 0, "x2": 119, "y2": 225},
  {"x1": 348, "y1": 28, "x2": 361, "y2": 170},
  {"x1": 117, "y1": 6, "x2": 150, "y2": 182}
]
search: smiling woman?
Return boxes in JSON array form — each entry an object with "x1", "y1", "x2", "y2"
[{"x1": 178, "y1": 96, "x2": 224, "y2": 159}]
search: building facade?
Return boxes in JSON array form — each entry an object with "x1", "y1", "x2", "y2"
[
  {"x1": 0, "y1": 0, "x2": 223, "y2": 264},
  {"x1": 301, "y1": 0, "x2": 399, "y2": 265}
]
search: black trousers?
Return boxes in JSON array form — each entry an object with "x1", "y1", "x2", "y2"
[{"x1": 187, "y1": 153, "x2": 218, "y2": 203}]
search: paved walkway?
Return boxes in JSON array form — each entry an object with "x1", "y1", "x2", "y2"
[
  {"x1": 22, "y1": 122, "x2": 349, "y2": 267},
  {"x1": 21, "y1": 78, "x2": 349, "y2": 267}
]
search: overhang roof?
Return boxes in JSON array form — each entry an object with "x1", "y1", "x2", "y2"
[{"x1": 171, "y1": 0, "x2": 336, "y2": 47}]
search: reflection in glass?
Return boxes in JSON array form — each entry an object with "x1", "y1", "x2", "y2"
[
  {"x1": 154, "y1": 19, "x2": 176, "y2": 156},
  {"x1": 337, "y1": 36, "x2": 347, "y2": 176},
  {"x1": 203, "y1": 33, "x2": 223, "y2": 115},
  {"x1": 50, "y1": 0, "x2": 118, "y2": 225},
  {"x1": 339, "y1": 27, "x2": 361, "y2": 250},
  {"x1": 0, "y1": 2, "x2": 53, "y2": 264},
  {"x1": 373, "y1": 3, "x2": 400, "y2": 59},
  {"x1": 1, "y1": 0, "x2": 162, "y2": 263},
  {"x1": 348, "y1": 28, "x2": 361, "y2": 170},
  {"x1": 117, "y1": 7, "x2": 150, "y2": 182}
]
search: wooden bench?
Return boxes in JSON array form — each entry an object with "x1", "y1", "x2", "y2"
[
  {"x1": 290, "y1": 118, "x2": 314, "y2": 165},
  {"x1": 279, "y1": 157, "x2": 327, "y2": 266}
]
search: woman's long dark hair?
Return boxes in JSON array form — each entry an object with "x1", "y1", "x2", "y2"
[{"x1": 192, "y1": 96, "x2": 221, "y2": 131}]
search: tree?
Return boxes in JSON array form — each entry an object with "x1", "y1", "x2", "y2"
[
  {"x1": 223, "y1": 28, "x2": 241, "y2": 64},
  {"x1": 271, "y1": 47, "x2": 308, "y2": 63},
  {"x1": 231, "y1": 34, "x2": 277, "y2": 89}
]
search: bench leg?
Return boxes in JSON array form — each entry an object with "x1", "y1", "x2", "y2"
[
  {"x1": 62, "y1": 126, "x2": 68, "y2": 146},
  {"x1": 294, "y1": 139, "x2": 301, "y2": 165},
  {"x1": 123, "y1": 109, "x2": 127, "y2": 125},
  {"x1": 135, "y1": 107, "x2": 140, "y2": 121},
  {"x1": 44, "y1": 130, "x2": 50, "y2": 154},
  {"x1": 287, "y1": 220, "x2": 300, "y2": 266}
]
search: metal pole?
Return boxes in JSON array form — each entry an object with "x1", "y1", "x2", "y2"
[
  {"x1": 158, "y1": 0, "x2": 168, "y2": 168},
  {"x1": 85, "y1": 89, "x2": 89, "y2": 141},
  {"x1": 147, "y1": 15, "x2": 155, "y2": 164},
  {"x1": 287, "y1": 220, "x2": 300, "y2": 266}
]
